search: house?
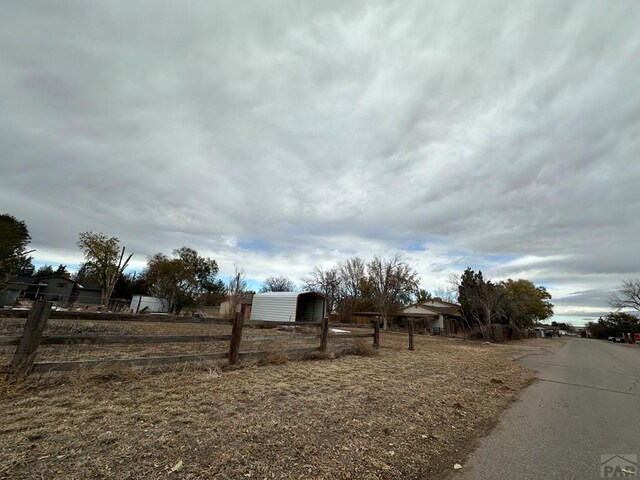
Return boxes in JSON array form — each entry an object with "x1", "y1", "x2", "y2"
[
  {"x1": 250, "y1": 291, "x2": 325, "y2": 323},
  {"x1": 34, "y1": 276, "x2": 102, "y2": 305},
  {"x1": 0, "y1": 275, "x2": 44, "y2": 306},
  {"x1": 2, "y1": 275, "x2": 104, "y2": 306},
  {"x1": 219, "y1": 293, "x2": 254, "y2": 319},
  {"x1": 400, "y1": 298, "x2": 463, "y2": 333}
]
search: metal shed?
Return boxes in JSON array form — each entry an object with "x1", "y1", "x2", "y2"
[
  {"x1": 130, "y1": 295, "x2": 170, "y2": 313},
  {"x1": 249, "y1": 291, "x2": 325, "y2": 323}
]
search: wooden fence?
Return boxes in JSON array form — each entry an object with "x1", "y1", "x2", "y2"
[{"x1": 2, "y1": 301, "x2": 379, "y2": 377}]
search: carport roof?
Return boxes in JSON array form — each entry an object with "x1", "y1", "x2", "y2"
[{"x1": 253, "y1": 291, "x2": 324, "y2": 299}]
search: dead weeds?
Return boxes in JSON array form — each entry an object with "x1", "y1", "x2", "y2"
[
  {"x1": 347, "y1": 339, "x2": 379, "y2": 357},
  {"x1": 0, "y1": 331, "x2": 542, "y2": 480}
]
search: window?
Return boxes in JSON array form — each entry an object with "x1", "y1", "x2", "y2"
[{"x1": 57, "y1": 282, "x2": 67, "y2": 288}]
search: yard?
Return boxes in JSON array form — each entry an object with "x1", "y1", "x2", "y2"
[{"x1": 0, "y1": 324, "x2": 541, "y2": 479}]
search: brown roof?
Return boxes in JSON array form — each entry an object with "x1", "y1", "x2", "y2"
[
  {"x1": 422, "y1": 305, "x2": 461, "y2": 316},
  {"x1": 401, "y1": 303, "x2": 462, "y2": 317}
]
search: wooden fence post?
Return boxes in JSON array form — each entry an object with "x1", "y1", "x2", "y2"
[
  {"x1": 408, "y1": 319, "x2": 414, "y2": 351},
  {"x1": 229, "y1": 312, "x2": 244, "y2": 365},
  {"x1": 9, "y1": 300, "x2": 52, "y2": 377},
  {"x1": 320, "y1": 316, "x2": 329, "y2": 353},
  {"x1": 373, "y1": 318, "x2": 380, "y2": 349}
]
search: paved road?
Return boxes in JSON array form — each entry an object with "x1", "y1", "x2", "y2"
[{"x1": 452, "y1": 337, "x2": 640, "y2": 480}]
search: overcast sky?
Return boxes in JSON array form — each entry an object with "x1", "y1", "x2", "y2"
[{"x1": 2, "y1": 1, "x2": 639, "y2": 324}]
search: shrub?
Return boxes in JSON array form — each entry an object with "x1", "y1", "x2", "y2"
[
  {"x1": 347, "y1": 340, "x2": 378, "y2": 357},
  {"x1": 503, "y1": 324, "x2": 523, "y2": 341},
  {"x1": 490, "y1": 324, "x2": 505, "y2": 342},
  {"x1": 263, "y1": 351, "x2": 289, "y2": 365},
  {"x1": 468, "y1": 328, "x2": 486, "y2": 340}
]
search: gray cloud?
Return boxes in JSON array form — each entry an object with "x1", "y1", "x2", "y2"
[{"x1": 1, "y1": 1, "x2": 639, "y2": 319}]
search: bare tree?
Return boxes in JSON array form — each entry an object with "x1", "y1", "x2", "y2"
[
  {"x1": 432, "y1": 286, "x2": 458, "y2": 304},
  {"x1": 301, "y1": 266, "x2": 341, "y2": 318},
  {"x1": 227, "y1": 262, "x2": 247, "y2": 319},
  {"x1": 477, "y1": 281, "x2": 506, "y2": 337},
  {"x1": 609, "y1": 278, "x2": 640, "y2": 312},
  {"x1": 260, "y1": 275, "x2": 295, "y2": 292},
  {"x1": 367, "y1": 254, "x2": 419, "y2": 331},
  {"x1": 334, "y1": 257, "x2": 368, "y2": 320},
  {"x1": 77, "y1": 232, "x2": 133, "y2": 307},
  {"x1": 339, "y1": 257, "x2": 366, "y2": 298}
]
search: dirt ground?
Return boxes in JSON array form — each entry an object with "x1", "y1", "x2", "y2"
[{"x1": 0, "y1": 327, "x2": 543, "y2": 479}]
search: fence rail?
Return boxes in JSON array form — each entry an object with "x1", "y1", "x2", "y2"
[
  {"x1": 0, "y1": 334, "x2": 233, "y2": 346},
  {"x1": 2, "y1": 301, "x2": 378, "y2": 377},
  {"x1": 0, "y1": 309, "x2": 230, "y2": 324},
  {"x1": 32, "y1": 352, "x2": 231, "y2": 372}
]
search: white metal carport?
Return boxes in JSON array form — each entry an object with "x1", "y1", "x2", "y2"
[{"x1": 249, "y1": 291, "x2": 325, "y2": 322}]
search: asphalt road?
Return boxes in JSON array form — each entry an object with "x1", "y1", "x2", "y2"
[{"x1": 452, "y1": 337, "x2": 640, "y2": 480}]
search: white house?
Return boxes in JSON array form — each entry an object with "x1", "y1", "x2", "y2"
[
  {"x1": 250, "y1": 291, "x2": 325, "y2": 323},
  {"x1": 401, "y1": 299, "x2": 462, "y2": 332}
]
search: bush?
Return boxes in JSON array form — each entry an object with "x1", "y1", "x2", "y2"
[
  {"x1": 490, "y1": 324, "x2": 504, "y2": 342},
  {"x1": 468, "y1": 328, "x2": 485, "y2": 340},
  {"x1": 468, "y1": 325, "x2": 520, "y2": 342},
  {"x1": 503, "y1": 324, "x2": 523, "y2": 341}
]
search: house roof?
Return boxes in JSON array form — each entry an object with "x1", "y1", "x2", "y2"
[
  {"x1": 8, "y1": 275, "x2": 41, "y2": 285},
  {"x1": 36, "y1": 276, "x2": 102, "y2": 291},
  {"x1": 401, "y1": 302, "x2": 462, "y2": 317},
  {"x1": 429, "y1": 298, "x2": 460, "y2": 307},
  {"x1": 39, "y1": 275, "x2": 75, "y2": 282},
  {"x1": 422, "y1": 305, "x2": 461, "y2": 316}
]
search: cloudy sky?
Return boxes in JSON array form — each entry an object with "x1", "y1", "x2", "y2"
[{"x1": 2, "y1": 1, "x2": 639, "y2": 324}]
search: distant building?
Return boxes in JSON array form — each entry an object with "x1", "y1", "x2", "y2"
[
  {"x1": 1, "y1": 275, "x2": 102, "y2": 306},
  {"x1": 1, "y1": 275, "x2": 43, "y2": 306},
  {"x1": 219, "y1": 293, "x2": 254, "y2": 319},
  {"x1": 400, "y1": 298, "x2": 463, "y2": 333},
  {"x1": 38, "y1": 276, "x2": 102, "y2": 305}
]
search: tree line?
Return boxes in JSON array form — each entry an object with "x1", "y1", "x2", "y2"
[
  {"x1": 2, "y1": 214, "x2": 556, "y2": 329},
  {"x1": 586, "y1": 278, "x2": 640, "y2": 339},
  {"x1": 454, "y1": 268, "x2": 554, "y2": 338}
]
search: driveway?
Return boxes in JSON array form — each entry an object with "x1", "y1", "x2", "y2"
[{"x1": 452, "y1": 337, "x2": 640, "y2": 480}]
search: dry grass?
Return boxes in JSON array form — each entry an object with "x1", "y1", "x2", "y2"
[
  {"x1": 0, "y1": 326, "x2": 542, "y2": 480},
  {"x1": 0, "y1": 319, "x2": 324, "y2": 366},
  {"x1": 348, "y1": 339, "x2": 379, "y2": 357}
]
